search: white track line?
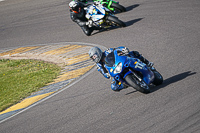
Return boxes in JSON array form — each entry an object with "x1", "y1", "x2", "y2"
[{"x1": 0, "y1": 42, "x2": 107, "y2": 124}]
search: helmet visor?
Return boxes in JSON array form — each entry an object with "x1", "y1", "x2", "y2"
[{"x1": 91, "y1": 54, "x2": 98, "y2": 61}]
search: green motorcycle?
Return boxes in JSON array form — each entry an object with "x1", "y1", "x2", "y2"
[{"x1": 73, "y1": 0, "x2": 126, "y2": 12}]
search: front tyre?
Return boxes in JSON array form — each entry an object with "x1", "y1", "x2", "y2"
[
  {"x1": 125, "y1": 74, "x2": 150, "y2": 94},
  {"x1": 111, "y1": 3, "x2": 126, "y2": 12},
  {"x1": 107, "y1": 15, "x2": 126, "y2": 27},
  {"x1": 152, "y1": 70, "x2": 163, "y2": 85}
]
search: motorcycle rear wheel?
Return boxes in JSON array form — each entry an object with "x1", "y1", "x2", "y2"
[
  {"x1": 125, "y1": 74, "x2": 150, "y2": 94},
  {"x1": 111, "y1": 3, "x2": 126, "y2": 12},
  {"x1": 107, "y1": 15, "x2": 126, "y2": 27}
]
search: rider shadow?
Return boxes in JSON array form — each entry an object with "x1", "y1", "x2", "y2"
[
  {"x1": 92, "y1": 18, "x2": 143, "y2": 35},
  {"x1": 126, "y1": 71, "x2": 197, "y2": 95}
]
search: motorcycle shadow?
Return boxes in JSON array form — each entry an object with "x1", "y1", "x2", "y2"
[
  {"x1": 151, "y1": 71, "x2": 196, "y2": 93},
  {"x1": 92, "y1": 18, "x2": 143, "y2": 35},
  {"x1": 114, "y1": 4, "x2": 140, "y2": 14},
  {"x1": 92, "y1": 26, "x2": 120, "y2": 35},
  {"x1": 125, "y1": 71, "x2": 196, "y2": 95},
  {"x1": 126, "y1": 4, "x2": 140, "y2": 12},
  {"x1": 125, "y1": 18, "x2": 143, "y2": 27}
]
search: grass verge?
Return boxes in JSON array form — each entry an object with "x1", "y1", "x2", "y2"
[{"x1": 0, "y1": 59, "x2": 61, "y2": 112}]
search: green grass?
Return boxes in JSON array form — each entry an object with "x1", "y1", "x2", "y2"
[{"x1": 0, "y1": 59, "x2": 61, "y2": 112}]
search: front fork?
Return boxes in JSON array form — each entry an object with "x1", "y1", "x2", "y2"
[
  {"x1": 124, "y1": 58, "x2": 155, "y2": 85},
  {"x1": 96, "y1": 0, "x2": 118, "y2": 11}
]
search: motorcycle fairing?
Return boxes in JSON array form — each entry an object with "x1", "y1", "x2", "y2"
[
  {"x1": 86, "y1": 5, "x2": 105, "y2": 22},
  {"x1": 105, "y1": 50, "x2": 155, "y2": 85},
  {"x1": 127, "y1": 57, "x2": 155, "y2": 85}
]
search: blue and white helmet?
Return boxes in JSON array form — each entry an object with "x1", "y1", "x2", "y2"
[{"x1": 88, "y1": 47, "x2": 102, "y2": 63}]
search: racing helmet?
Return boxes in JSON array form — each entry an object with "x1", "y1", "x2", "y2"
[
  {"x1": 88, "y1": 47, "x2": 102, "y2": 63},
  {"x1": 69, "y1": 1, "x2": 80, "y2": 13}
]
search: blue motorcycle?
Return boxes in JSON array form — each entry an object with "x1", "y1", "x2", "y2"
[{"x1": 104, "y1": 50, "x2": 163, "y2": 94}]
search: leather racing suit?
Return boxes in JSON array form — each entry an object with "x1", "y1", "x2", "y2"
[{"x1": 69, "y1": 2, "x2": 94, "y2": 36}]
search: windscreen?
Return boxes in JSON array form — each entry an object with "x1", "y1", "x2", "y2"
[{"x1": 105, "y1": 52, "x2": 115, "y2": 67}]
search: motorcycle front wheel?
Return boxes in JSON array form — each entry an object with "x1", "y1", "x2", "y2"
[
  {"x1": 125, "y1": 74, "x2": 150, "y2": 94},
  {"x1": 152, "y1": 70, "x2": 163, "y2": 85},
  {"x1": 111, "y1": 3, "x2": 126, "y2": 12},
  {"x1": 107, "y1": 15, "x2": 126, "y2": 27}
]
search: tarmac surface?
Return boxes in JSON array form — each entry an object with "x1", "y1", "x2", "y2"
[{"x1": 0, "y1": 0, "x2": 200, "y2": 133}]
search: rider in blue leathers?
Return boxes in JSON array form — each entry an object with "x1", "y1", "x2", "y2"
[{"x1": 89, "y1": 46, "x2": 154, "y2": 92}]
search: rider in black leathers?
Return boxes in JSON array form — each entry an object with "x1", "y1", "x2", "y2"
[{"x1": 69, "y1": 1, "x2": 95, "y2": 36}]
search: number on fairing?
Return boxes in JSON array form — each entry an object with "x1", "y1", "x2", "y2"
[{"x1": 135, "y1": 62, "x2": 144, "y2": 69}]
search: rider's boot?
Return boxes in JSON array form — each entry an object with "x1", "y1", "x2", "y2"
[
  {"x1": 111, "y1": 80, "x2": 127, "y2": 92},
  {"x1": 123, "y1": 83, "x2": 129, "y2": 89}
]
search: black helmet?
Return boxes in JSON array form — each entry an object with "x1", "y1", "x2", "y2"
[
  {"x1": 69, "y1": 1, "x2": 80, "y2": 13},
  {"x1": 88, "y1": 47, "x2": 102, "y2": 63}
]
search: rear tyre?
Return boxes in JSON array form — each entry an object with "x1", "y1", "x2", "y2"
[
  {"x1": 111, "y1": 3, "x2": 126, "y2": 12},
  {"x1": 107, "y1": 15, "x2": 126, "y2": 27},
  {"x1": 125, "y1": 74, "x2": 150, "y2": 94},
  {"x1": 81, "y1": 26, "x2": 93, "y2": 36}
]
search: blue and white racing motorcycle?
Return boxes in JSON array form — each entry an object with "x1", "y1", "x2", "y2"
[
  {"x1": 85, "y1": 2, "x2": 126, "y2": 28},
  {"x1": 105, "y1": 50, "x2": 163, "y2": 94}
]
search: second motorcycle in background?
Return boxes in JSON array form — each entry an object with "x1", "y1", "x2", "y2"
[
  {"x1": 74, "y1": 0, "x2": 126, "y2": 13},
  {"x1": 85, "y1": 1, "x2": 126, "y2": 29}
]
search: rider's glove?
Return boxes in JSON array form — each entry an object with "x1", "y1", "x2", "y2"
[
  {"x1": 122, "y1": 47, "x2": 129, "y2": 55},
  {"x1": 85, "y1": 13, "x2": 91, "y2": 20},
  {"x1": 147, "y1": 62, "x2": 154, "y2": 67},
  {"x1": 105, "y1": 73, "x2": 111, "y2": 79},
  {"x1": 86, "y1": 20, "x2": 93, "y2": 27},
  {"x1": 133, "y1": 51, "x2": 140, "y2": 57}
]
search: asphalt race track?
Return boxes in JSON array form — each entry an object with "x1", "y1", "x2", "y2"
[{"x1": 0, "y1": 0, "x2": 200, "y2": 132}]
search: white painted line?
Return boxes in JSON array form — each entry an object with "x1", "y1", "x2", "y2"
[
  {"x1": 0, "y1": 42, "x2": 107, "y2": 124},
  {"x1": 0, "y1": 0, "x2": 5, "y2": 2}
]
